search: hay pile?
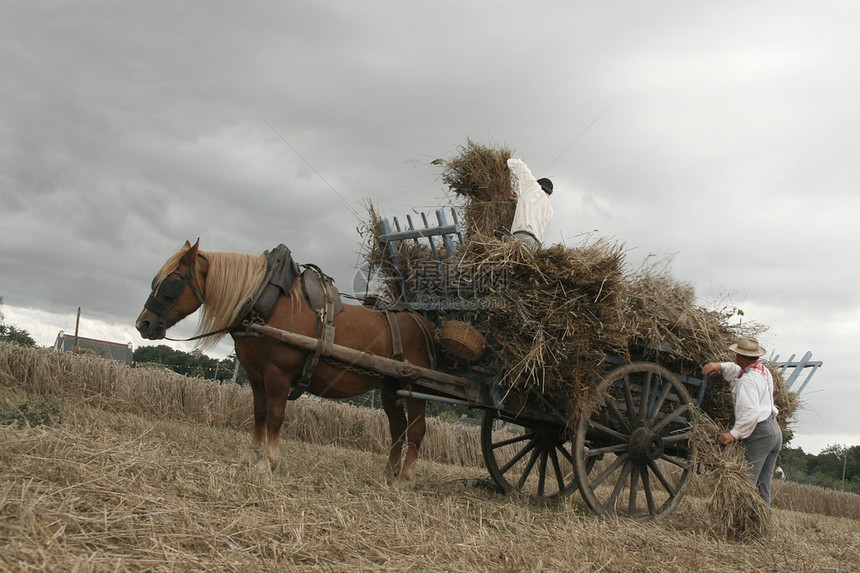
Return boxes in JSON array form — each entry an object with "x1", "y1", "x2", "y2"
[
  {"x1": 363, "y1": 207, "x2": 630, "y2": 419},
  {"x1": 437, "y1": 138, "x2": 515, "y2": 240},
  {"x1": 692, "y1": 413, "x2": 772, "y2": 540},
  {"x1": 453, "y1": 236, "x2": 629, "y2": 419},
  {"x1": 620, "y1": 261, "x2": 757, "y2": 369},
  {"x1": 617, "y1": 263, "x2": 800, "y2": 432},
  {"x1": 364, "y1": 139, "x2": 798, "y2": 429}
]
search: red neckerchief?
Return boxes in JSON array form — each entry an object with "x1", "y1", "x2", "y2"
[{"x1": 743, "y1": 360, "x2": 767, "y2": 375}]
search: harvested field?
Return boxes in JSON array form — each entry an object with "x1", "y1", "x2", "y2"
[{"x1": 1, "y1": 344, "x2": 858, "y2": 572}]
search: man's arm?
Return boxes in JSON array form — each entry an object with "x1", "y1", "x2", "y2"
[
  {"x1": 702, "y1": 361, "x2": 744, "y2": 445},
  {"x1": 702, "y1": 362, "x2": 722, "y2": 375}
]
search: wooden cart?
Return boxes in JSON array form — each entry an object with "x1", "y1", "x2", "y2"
[{"x1": 253, "y1": 208, "x2": 708, "y2": 519}]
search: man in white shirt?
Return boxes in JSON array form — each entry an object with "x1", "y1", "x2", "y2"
[
  {"x1": 702, "y1": 336, "x2": 783, "y2": 504},
  {"x1": 507, "y1": 157, "x2": 554, "y2": 250}
]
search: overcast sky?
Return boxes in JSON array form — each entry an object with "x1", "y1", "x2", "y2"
[{"x1": 2, "y1": 1, "x2": 857, "y2": 455}]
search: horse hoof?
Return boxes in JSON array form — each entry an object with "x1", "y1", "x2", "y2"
[
  {"x1": 395, "y1": 478, "x2": 416, "y2": 491},
  {"x1": 268, "y1": 457, "x2": 282, "y2": 473}
]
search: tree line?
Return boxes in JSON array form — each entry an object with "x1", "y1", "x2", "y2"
[
  {"x1": 778, "y1": 444, "x2": 860, "y2": 494},
  {"x1": 132, "y1": 344, "x2": 248, "y2": 384}
]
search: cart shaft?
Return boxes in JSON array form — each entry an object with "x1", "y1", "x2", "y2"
[{"x1": 246, "y1": 321, "x2": 474, "y2": 393}]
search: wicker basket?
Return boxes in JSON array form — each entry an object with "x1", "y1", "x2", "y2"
[{"x1": 440, "y1": 320, "x2": 486, "y2": 361}]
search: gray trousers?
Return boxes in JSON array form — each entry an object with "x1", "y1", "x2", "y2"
[
  {"x1": 743, "y1": 415, "x2": 782, "y2": 504},
  {"x1": 513, "y1": 230, "x2": 539, "y2": 251}
]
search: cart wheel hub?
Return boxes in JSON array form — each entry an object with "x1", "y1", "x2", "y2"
[{"x1": 629, "y1": 427, "x2": 664, "y2": 463}]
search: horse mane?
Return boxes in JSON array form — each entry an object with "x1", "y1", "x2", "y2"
[
  {"x1": 198, "y1": 250, "x2": 268, "y2": 347},
  {"x1": 155, "y1": 245, "x2": 268, "y2": 348}
]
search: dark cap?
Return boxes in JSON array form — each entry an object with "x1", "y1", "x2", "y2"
[{"x1": 537, "y1": 178, "x2": 553, "y2": 195}]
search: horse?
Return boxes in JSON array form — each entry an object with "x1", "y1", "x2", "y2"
[{"x1": 135, "y1": 239, "x2": 436, "y2": 489}]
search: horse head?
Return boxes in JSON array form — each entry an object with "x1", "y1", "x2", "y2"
[{"x1": 136, "y1": 239, "x2": 206, "y2": 340}]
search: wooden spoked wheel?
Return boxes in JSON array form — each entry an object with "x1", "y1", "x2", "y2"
[
  {"x1": 573, "y1": 362, "x2": 697, "y2": 519},
  {"x1": 481, "y1": 410, "x2": 580, "y2": 499}
]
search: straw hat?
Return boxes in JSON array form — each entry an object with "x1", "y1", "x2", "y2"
[{"x1": 729, "y1": 336, "x2": 766, "y2": 358}]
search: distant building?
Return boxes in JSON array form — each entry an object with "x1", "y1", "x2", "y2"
[{"x1": 53, "y1": 331, "x2": 133, "y2": 365}]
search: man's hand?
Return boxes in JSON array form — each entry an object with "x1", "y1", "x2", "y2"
[
  {"x1": 702, "y1": 362, "x2": 722, "y2": 376},
  {"x1": 718, "y1": 432, "x2": 736, "y2": 446}
]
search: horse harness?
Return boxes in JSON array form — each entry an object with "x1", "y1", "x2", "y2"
[
  {"x1": 292, "y1": 262, "x2": 341, "y2": 399},
  {"x1": 145, "y1": 261, "x2": 205, "y2": 320},
  {"x1": 233, "y1": 245, "x2": 430, "y2": 400}
]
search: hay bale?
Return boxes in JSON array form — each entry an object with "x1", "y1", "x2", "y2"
[
  {"x1": 437, "y1": 138, "x2": 516, "y2": 240},
  {"x1": 692, "y1": 414, "x2": 771, "y2": 540}
]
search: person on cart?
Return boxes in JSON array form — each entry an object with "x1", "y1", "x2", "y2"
[
  {"x1": 702, "y1": 336, "x2": 783, "y2": 504},
  {"x1": 507, "y1": 157, "x2": 553, "y2": 250}
]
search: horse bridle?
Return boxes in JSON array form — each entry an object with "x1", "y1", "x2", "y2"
[{"x1": 144, "y1": 262, "x2": 205, "y2": 320}]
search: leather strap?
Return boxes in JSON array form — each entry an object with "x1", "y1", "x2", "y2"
[
  {"x1": 291, "y1": 266, "x2": 338, "y2": 400},
  {"x1": 385, "y1": 310, "x2": 403, "y2": 361}
]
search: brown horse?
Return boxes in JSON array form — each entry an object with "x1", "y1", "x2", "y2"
[{"x1": 135, "y1": 240, "x2": 436, "y2": 488}]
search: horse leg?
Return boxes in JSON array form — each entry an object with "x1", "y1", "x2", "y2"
[
  {"x1": 397, "y1": 397, "x2": 427, "y2": 490},
  {"x1": 248, "y1": 376, "x2": 267, "y2": 467},
  {"x1": 261, "y1": 375, "x2": 291, "y2": 472},
  {"x1": 380, "y1": 382, "x2": 408, "y2": 485}
]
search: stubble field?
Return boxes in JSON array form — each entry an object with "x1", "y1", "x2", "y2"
[{"x1": 0, "y1": 344, "x2": 857, "y2": 572}]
